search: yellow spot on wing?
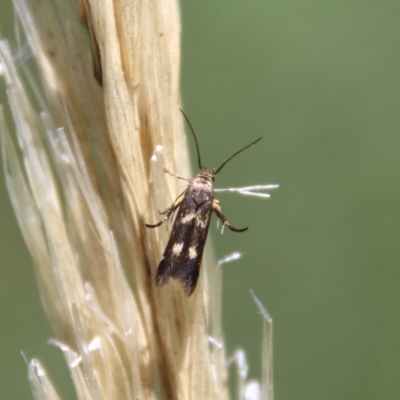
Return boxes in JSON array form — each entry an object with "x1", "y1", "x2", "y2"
[
  {"x1": 172, "y1": 242, "x2": 183, "y2": 255},
  {"x1": 189, "y1": 247, "x2": 197, "y2": 259},
  {"x1": 182, "y1": 213, "x2": 196, "y2": 224}
]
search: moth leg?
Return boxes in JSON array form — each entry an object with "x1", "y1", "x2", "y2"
[
  {"x1": 146, "y1": 191, "x2": 185, "y2": 228},
  {"x1": 163, "y1": 165, "x2": 191, "y2": 182},
  {"x1": 212, "y1": 200, "x2": 248, "y2": 232},
  {"x1": 158, "y1": 189, "x2": 186, "y2": 215}
]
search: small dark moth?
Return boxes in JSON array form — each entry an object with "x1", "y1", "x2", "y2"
[{"x1": 146, "y1": 110, "x2": 262, "y2": 296}]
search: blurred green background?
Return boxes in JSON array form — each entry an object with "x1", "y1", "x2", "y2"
[{"x1": 1, "y1": 0, "x2": 400, "y2": 399}]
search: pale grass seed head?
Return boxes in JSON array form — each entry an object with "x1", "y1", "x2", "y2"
[{"x1": 0, "y1": 0, "x2": 273, "y2": 399}]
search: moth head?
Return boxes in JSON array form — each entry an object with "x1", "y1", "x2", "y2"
[{"x1": 199, "y1": 168, "x2": 215, "y2": 182}]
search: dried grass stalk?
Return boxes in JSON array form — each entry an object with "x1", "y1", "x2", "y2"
[{"x1": 0, "y1": 0, "x2": 273, "y2": 399}]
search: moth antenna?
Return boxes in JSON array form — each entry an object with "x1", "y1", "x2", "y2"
[
  {"x1": 214, "y1": 137, "x2": 263, "y2": 174},
  {"x1": 180, "y1": 108, "x2": 203, "y2": 169}
]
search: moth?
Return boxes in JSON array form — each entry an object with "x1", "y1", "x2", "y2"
[{"x1": 146, "y1": 110, "x2": 262, "y2": 296}]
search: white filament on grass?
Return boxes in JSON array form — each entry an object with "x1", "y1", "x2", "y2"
[
  {"x1": 216, "y1": 184, "x2": 279, "y2": 234},
  {"x1": 215, "y1": 184, "x2": 279, "y2": 199}
]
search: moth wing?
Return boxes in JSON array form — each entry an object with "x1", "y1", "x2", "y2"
[
  {"x1": 173, "y1": 203, "x2": 212, "y2": 295},
  {"x1": 156, "y1": 197, "x2": 212, "y2": 296},
  {"x1": 155, "y1": 194, "x2": 196, "y2": 286}
]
